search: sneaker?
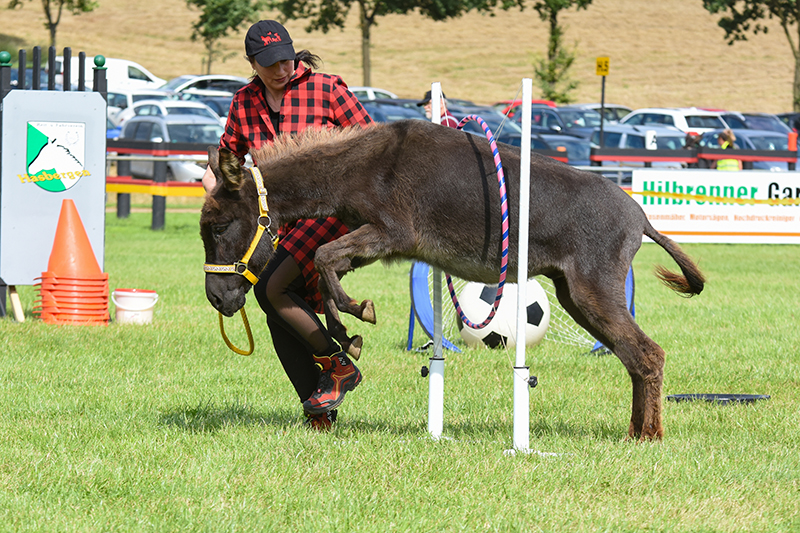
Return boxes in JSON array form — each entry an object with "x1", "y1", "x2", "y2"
[
  {"x1": 304, "y1": 409, "x2": 337, "y2": 431},
  {"x1": 303, "y1": 351, "x2": 362, "y2": 415}
]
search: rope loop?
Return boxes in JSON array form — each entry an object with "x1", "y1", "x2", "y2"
[
  {"x1": 447, "y1": 115, "x2": 510, "y2": 330},
  {"x1": 218, "y1": 308, "x2": 255, "y2": 356}
]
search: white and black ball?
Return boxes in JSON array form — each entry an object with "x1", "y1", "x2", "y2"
[{"x1": 456, "y1": 280, "x2": 550, "y2": 349}]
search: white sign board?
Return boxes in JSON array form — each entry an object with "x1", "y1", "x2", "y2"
[
  {"x1": 1, "y1": 91, "x2": 107, "y2": 285},
  {"x1": 632, "y1": 169, "x2": 800, "y2": 244}
]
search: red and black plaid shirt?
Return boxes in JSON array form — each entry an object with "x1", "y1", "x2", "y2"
[
  {"x1": 220, "y1": 64, "x2": 372, "y2": 313},
  {"x1": 220, "y1": 64, "x2": 372, "y2": 162}
]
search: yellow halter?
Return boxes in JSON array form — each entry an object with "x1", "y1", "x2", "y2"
[
  {"x1": 203, "y1": 166, "x2": 278, "y2": 356},
  {"x1": 203, "y1": 166, "x2": 278, "y2": 284}
]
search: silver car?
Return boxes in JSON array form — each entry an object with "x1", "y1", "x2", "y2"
[{"x1": 119, "y1": 115, "x2": 223, "y2": 182}]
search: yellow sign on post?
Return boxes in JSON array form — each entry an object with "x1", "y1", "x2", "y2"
[{"x1": 596, "y1": 57, "x2": 610, "y2": 76}]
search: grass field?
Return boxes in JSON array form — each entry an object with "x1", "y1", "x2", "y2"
[
  {"x1": 1, "y1": 209, "x2": 799, "y2": 531},
  {"x1": 1, "y1": 0, "x2": 798, "y2": 112}
]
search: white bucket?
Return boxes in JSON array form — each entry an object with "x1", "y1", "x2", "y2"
[{"x1": 112, "y1": 288, "x2": 159, "y2": 324}]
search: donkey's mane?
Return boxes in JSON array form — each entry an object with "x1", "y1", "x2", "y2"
[{"x1": 250, "y1": 124, "x2": 386, "y2": 166}]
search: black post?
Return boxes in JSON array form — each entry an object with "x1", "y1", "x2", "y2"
[
  {"x1": 0, "y1": 277, "x2": 6, "y2": 318},
  {"x1": 116, "y1": 157, "x2": 131, "y2": 218},
  {"x1": 0, "y1": 51, "x2": 11, "y2": 100},
  {"x1": 92, "y1": 54, "x2": 107, "y2": 102},
  {"x1": 47, "y1": 46, "x2": 56, "y2": 90},
  {"x1": 62, "y1": 47, "x2": 71, "y2": 91},
  {"x1": 78, "y1": 51, "x2": 86, "y2": 92},
  {"x1": 152, "y1": 157, "x2": 167, "y2": 230},
  {"x1": 599, "y1": 75, "x2": 606, "y2": 148},
  {"x1": 32, "y1": 46, "x2": 41, "y2": 90},
  {"x1": 17, "y1": 49, "x2": 26, "y2": 90}
]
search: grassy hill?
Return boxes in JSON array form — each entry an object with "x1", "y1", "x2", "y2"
[{"x1": 2, "y1": 0, "x2": 795, "y2": 112}]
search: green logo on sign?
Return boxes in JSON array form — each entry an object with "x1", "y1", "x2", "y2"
[{"x1": 26, "y1": 122, "x2": 86, "y2": 192}]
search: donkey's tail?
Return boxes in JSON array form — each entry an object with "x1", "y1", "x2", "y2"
[{"x1": 644, "y1": 223, "x2": 705, "y2": 297}]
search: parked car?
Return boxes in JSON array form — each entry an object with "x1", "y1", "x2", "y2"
[
  {"x1": 160, "y1": 74, "x2": 249, "y2": 96},
  {"x1": 494, "y1": 132, "x2": 553, "y2": 152},
  {"x1": 107, "y1": 118, "x2": 122, "y2": 140},
  {"x1": 719, "y1": 112, "x2": 792, "y2": 134},
  {"x1": 777, "y1": 112, "x2": 800, "y2": 132},
  {"x1": 509, "y1": 105, "x2": 603, "y2": 139},
  {"x1": 360, "y1": 100, "x2": 425, "y2": 122},
  {"x1": 589, "y1": 124, "x2": 688, "y2": 172},
  {"x1": 119, "y1": 116, "x2": 224, "y2": 181},
  {"x1": 10, "y1": 68, "x2": 54, "y2": 89},
  {"x1": 697, "y1": 128, "x2": 795, "y2": 171},
  {"x1": 55, "y1": 56, "x2": 165, "y2": 90},
  {"x1": 492, "y1": 99, "x2": 556, "y2": 117},
  {"x1": 114, "y1": 99, "x2": 222, "y2": 126},
  {"x1": 348, "y1": 86, "x2": 398, "y2": 100},
  {"x1": 620, "y1": 107, "x2": 727, "y2": 134},
  {"x1": 194, "y1": 96, "x2": 234, "y2": 122},
  {"x1": 539, "y1": 133, "x2": 592, "y2": 166},
  {"x1": 571, "y1": 103, "x2": 633, "y2": 123},
  {"x1": 107, "y1": 89, "x2": 176, "y2": 122}
]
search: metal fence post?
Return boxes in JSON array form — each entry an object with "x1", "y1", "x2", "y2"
[
  {"x1": 115, "y1": 157, "x2": 131, "y2": 219},
  {"x1": 152, "y1": 154, "x2": 167, "y2": 230}
]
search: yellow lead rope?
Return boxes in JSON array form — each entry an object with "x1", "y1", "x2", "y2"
[{"x1": 218, "y1": 308, "x2": 255, "y2": 356}]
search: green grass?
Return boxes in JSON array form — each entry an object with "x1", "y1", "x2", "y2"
[{"x1": 1, "y1": 211, "x2": 799, "y2": 532}]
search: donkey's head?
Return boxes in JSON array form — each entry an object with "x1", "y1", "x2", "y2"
[{"x1": 200, "y1": 147, "x2": 276, "y2": 316}]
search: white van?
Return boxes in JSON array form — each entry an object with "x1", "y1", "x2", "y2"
[{"x1": 55, "y1": 56, "x2": 166, "y2": 90}]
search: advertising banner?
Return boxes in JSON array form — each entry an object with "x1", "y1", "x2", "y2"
[{"x1": 631, "y1": 169, "x2": 800, "y2": 244}]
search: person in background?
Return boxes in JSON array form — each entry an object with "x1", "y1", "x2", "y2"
[
  {"x1": 417, "y1": 90, "x2": 459, "y2": 128},
  {"x1": 202, "y1": 20, "x2": 373, "y2": 430},
  {"x1": 715, "y1": 129, "x2": 742, "y2": 171}
]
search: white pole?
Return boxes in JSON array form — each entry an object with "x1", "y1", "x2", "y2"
[
  {"x1": 428, "y1": 82, "x2": 445, "y2": 439},
  {"x1": 513, "y1": 79, "x2": 533, "y2": 452}
]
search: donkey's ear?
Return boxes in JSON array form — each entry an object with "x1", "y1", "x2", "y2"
[
  {"x1": 215, "y1": 147, "x2": 246, "y2": 192},
  {"x1": 207, "y1": 146, "x2": 220, "y2": 176}
]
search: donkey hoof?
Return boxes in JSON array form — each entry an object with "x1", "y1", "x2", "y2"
[
  {"x1": 346, "y1": 335, "x2": 363, "y2": 360},
  {"x1": 360, "y1": 300, "x2": 376, "y2": 324}
]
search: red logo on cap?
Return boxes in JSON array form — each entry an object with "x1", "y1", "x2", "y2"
[{"x1": 261, "y1": 32, "x2": 282, "y2": 46}]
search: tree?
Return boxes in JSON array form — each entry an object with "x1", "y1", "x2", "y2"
[
  {"x1": 478, "y1": 0, "x2": 591, "y2": 103},
  {"x1": 270, "y1": 0, "x2": 469, "y2": 86},
  {"x1": 7, "y1": 0, "x2": 98, "y2": 50},
  {"x1": 530, "y1": 0, "x2": 592, "y2": 103},
  {"x1": 702, "y1": 0, "x2": 800, "y2": 111},
  {"x1": 187, "y1": 0, "x2": 263, "y2": 74}
]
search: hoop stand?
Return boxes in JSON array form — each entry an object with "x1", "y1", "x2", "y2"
[
  {"x1": 427, "y1": 82, "x2": 445, "y2": 439},
  {"x1": 426, "y1": 80, "x2": 536, "y2": 452}
]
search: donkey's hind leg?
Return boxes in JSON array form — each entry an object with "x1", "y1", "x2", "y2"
[
  {"x1": 314, "y1": 224, "x2": 396, "y2": 324},
  {"x1": 552, "y1": 275, "x2": 666, "y2": 441}
]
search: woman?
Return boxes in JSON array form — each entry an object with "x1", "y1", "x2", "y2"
[
  {"x1": 202, "y1": 20, "x2": 373, "y2": 430},
  {"x1": 715, "y1": 129, "x2": 742, "y2": 171}
]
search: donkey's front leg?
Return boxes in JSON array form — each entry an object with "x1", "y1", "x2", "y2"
[
  {"x1": 320, "y1": 278, "x2": 363, "y2": 360},
  {"x1": 314, "y1": 225, "x2": 396, "y2": 324}
]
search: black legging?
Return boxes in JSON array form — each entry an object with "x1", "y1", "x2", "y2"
[{"x1": 254, "y1": 245, "x2": 339, "y2": 402}]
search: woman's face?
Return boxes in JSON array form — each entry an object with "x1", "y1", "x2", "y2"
[{"x1": 251, "y1": 59, "x2": 294, "y2": 95}]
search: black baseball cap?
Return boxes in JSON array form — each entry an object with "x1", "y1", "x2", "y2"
[
  {"x1": 417, "y1": 90, "x2": 447, "y2": 106},
  {"x1": 245, "y1": 20, "x2": 296, "y2": 67}
]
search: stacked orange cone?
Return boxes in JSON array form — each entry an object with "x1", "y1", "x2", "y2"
[{"x1": 33, "y1": 199, "x2": 109, "y2": 325}]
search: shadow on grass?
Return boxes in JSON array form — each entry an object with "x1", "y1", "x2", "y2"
[
  {"x1": 158, "y1": 399, "x2": 625, "y2": 441},
  {"x1": 158, "y1": 399, "x2": 296, "y2": 433},
  {"x1": 441, "y1": 417, "x2": 624, "y2": 442}
]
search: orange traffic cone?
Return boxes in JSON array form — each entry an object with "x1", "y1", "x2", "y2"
[
  {"x1": 34, "y1": 199, "x2": 109, "y2": 325},
  {"x1": 46, "y1": 199, "x2": 102, "y2": 278}
]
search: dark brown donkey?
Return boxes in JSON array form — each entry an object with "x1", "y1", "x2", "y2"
[{"x1": 201, "y1": 119, "x2": 705, "y2": 441}]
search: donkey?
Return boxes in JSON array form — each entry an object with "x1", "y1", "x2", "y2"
[{"x1": 201, "y1": 119, "x2": 705, "y2": 441}]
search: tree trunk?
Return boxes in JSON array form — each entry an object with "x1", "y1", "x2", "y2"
[
  {"x1": 547, "y1": 9, "x2": 558, "y2": 63},
  {"x1": 360, "y1": 5, "x2": 371, "y2": 87}
]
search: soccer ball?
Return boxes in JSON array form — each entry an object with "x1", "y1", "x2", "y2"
[{"x1": 456, "y1": 280, "x2": 550, "y2": 349}]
